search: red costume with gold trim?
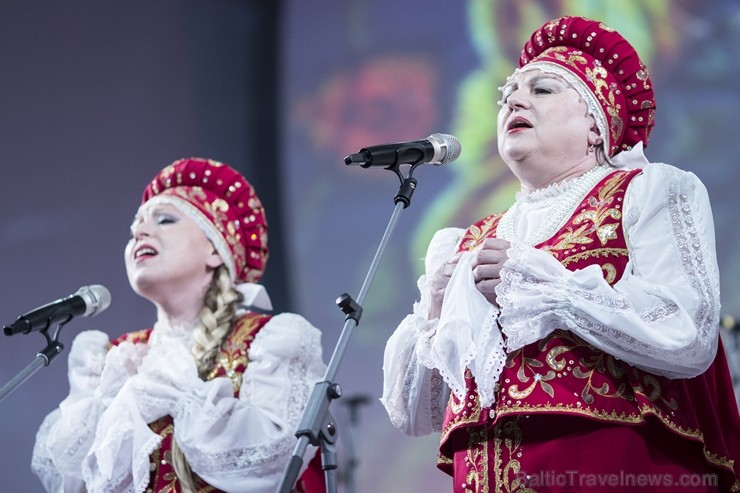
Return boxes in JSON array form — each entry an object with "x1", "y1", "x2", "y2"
[{"x1": 438, "y1": 169, "x2": 740, "y2": 492}]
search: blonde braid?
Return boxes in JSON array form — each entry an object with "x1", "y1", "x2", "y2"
[
  {"x1": 191, "y1": 265, "x2": 242, "y2": 377},
  {"x1": 172, "y1": 265, "x2": 243, "y2": 491}
]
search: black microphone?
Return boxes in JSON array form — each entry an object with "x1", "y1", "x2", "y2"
[
  {"x1": 4, "y1": 285, "x2": 111, "y2": 336},
  {"x1": 344, "y1": 133, "x2": 462, "y2": 168}
]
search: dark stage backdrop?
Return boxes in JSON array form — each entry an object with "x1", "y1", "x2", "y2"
[
  {"x1": 0, "y1": 1, "x2": 286, "y2": 491},
  {"x1": 1, "y1": 1, "x2": 739, "y2": 493}
]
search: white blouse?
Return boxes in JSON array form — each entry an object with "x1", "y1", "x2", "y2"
[
  {"x1": 31, "y1": 287, "x2": 326, "y2": 493},
  {"x1": 381, "y1": 145, "x2": 721, "y2": 437}
]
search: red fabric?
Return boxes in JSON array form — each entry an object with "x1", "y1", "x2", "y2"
[
  {"x1": 449, "y1": 415, "x2": 722, "y2": 492},
  {"x1": 439, "y1": 169, "x2": 740, "y2": 491},
  {"x1": 519, "y1": 16, "x2": 656, "y2": 156},
  {"x1": 293, "y1": 450, "x2": 327, "y2": 493},
  {"x1": 142, "y1": 157, "x2": 269, "y2": 283}
]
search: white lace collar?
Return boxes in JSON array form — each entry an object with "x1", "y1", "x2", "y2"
[
  {"x1": 498, "y1": 165, "x2": 613, "y2": 245},
  {"x1": 150, "y1": 318, "x2": 197, "y2": 347},
  {"x1": 516, "y1": 168, "x2": 597, "y2": 204}
]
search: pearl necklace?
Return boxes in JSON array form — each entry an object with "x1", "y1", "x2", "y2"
[{"x1": 497, "y1": 165, "x2": 612, "y2": 246}]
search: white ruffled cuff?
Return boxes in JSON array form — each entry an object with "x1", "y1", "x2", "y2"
[
  {"x1": 419, "y1": 251, "x2": 506, "y2": 409},
  {"x1": 497, "y1": 241, "x2": 571, "y2": 351},
  {"x1": 66, "y1": 330, "x2": 109, "y2": 395},
  {"x1": 81, "y1": 383, "x2": 162, "y2": 493}
]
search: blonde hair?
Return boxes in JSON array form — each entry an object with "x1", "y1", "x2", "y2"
[{"x1": 172, "y1": 264, "x2": 243, "y2": 491}]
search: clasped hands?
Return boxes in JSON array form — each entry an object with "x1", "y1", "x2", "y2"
[
  {"x1": 429, "y1": 238, "x2": 510, "y2": 319},
  {"x1": 121, "y1": 339, "x2": 203, "y2": 423}
]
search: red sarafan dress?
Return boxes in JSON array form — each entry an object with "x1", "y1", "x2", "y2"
[{"x1": 382, "y1": 158, "x2": 739, "y2": 492}]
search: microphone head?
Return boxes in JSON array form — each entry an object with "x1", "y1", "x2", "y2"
[
  {"x1": 427, "y1": 133, "x2": 462, "y2": 165},
  {"x1": 76, "y1": 285, "x2": 112, "y2": 317}
]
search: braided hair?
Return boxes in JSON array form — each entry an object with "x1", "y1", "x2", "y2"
[{"x1": 172, "y1": 264, "x2": 243, "y2": 491}]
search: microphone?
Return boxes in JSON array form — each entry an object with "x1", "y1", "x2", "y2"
[
  {"x1": 4, "y1": 285, "x2": 111, "y2": 336},
  {"x1": 344, "y1": 133, "x2": 462, "y2": 168}
]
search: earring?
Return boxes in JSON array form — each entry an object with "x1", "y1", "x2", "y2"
[{"x1": 588, "y1": 143, "x2": 595, "y2": 153}]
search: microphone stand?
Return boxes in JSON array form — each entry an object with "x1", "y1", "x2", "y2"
[
  {"x1": 338, "y1": 394, "x2": 370, "y2": 493},
  {"x1": 277, "y1": 160, "x2": 423, "y2": 493},
  {"x1": 0, "y1": 322, "x2": 66, "y2": 402}
]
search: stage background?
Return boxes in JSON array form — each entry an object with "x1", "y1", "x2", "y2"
[{"x1": 1, "y1": 1, "x2": 738, "y2": 492}]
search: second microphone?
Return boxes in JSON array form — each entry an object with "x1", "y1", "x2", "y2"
[{"x1": 344, "y1": 133, "x2": 461, "y2": 168}]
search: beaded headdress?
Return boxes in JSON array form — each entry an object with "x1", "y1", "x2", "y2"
[
  {"x1": 141, "y1": 158, "x2": 268, "y2": 283},
  {"x1": 518, "y1": 16, "x2": 656, "y2": 156}
]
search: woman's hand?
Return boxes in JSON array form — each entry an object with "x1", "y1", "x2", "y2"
[
  {"x1": 471, "y1": 238, "x2": 510, "y2": 306},
  {"x1": 428, "y1": 253, "x2": 461, "y2": 320}
]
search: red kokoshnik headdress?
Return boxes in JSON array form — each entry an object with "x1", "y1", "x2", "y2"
[
  {"x1": 518, "y1": 16, "x2": 656, "y2": 157},
  {"x1": 141, "y1": 157, "x2": 269, "y2": 284}
]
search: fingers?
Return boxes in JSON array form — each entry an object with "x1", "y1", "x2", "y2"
[
  {"x1": 471, "y1": 239, "x2": 509, "y2": 283},
  {"x1": 428, "y1": 254, "x2": 461, "y2": 319},
  {"x1": 431, "y1": 254, "x2": 461, "y2": 288},
  {"x1": 472, "y1": 264, "x2": 501, "y2": 283},
  {"x1": 479, "y1": 237, "x2": 510, "y2": 251},
  {"x1": 474, "y1": 278, "x2": 501, "y2": 306}
]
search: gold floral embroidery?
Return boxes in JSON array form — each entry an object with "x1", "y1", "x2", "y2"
[
  {"x1": 206, "y1": 314, "x2": 265, "y2": 392},
  {"x1": 629, "y1": 370, "x2": 678, "y2": 410},
  {"x1": 492, "y1": 418, "x2": 536, "y2": 493},
  {"x1": 506, "y1": 353, "x2": 557, "y2": 400},
  {"x1": 464, "y1": 428, "x2": 490, "y2": 493},
  {"x1": 601, "y1": 263, "x2": 617, "y2": 284},
  {"x1": 458, "y1": 214, "x2": 503, "y2": 252},
  {"x1": 441, "y1": 371, "x2": 484, "y2": 444},
  {"x1": 559, "y1": 248, "x2": 627, "y2": 269},
  {"x1": 544, "y1": 172, "x2": 628, "y2": 253},
  {"x1": 505, "y1": 332, "x2": 631, "y2": 405},
  {"x1": 572, "y1": 353, "x2": 628, "y2": 404}
]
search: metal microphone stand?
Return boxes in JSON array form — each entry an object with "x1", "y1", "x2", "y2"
[
  {"x1": 338, "y1": 394, "x2": 370, "y2": 493},
  {"x1": 276, "y1": 160, "x2": 424, "y2": 493},
  {"x1": 0, "y1": 322, "x2": 67, "y2": 402}
]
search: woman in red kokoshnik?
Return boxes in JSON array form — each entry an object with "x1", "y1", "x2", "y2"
[
  {"x1": 381, "y1": 16, "x2": 739, "y2": 492},
  {"x1": 32, "y1": 158, "x2": 327, "y2": 492}
]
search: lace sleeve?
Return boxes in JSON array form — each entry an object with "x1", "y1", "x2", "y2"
[
  {"x1": 174, "y1": 313, "x2": 326, "y2": 493},
  {"x1": 380, "y1": 228, "x2": 461, "y2": 435},
  {"x1": 498, "y1": 163, "x2": 720, "y2": 378},
  {"x1": 30, "y1": 331, "x2": 110, "y2": 491}
]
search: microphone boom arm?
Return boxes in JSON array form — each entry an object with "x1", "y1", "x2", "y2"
[
  {"x1": 277, "y1": 163, "x2": 421, "y2": 492},
  {"x1": 0, "y1": 319, "x2": 67, "y2": 402}
]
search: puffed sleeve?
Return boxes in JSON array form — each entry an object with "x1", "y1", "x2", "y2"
[
  {"x1": 31, "y1": 330, "x2": 147, "y2": 492},
  {"x1": 90, "y1": 313, "x2": 323, "y2": 493},
  {"x1": 174, "y1": 312, "x2": 325, "y2": 492},
  {"x1": 498, "y1": 163, "x2": 720, "y2": 378},
  {"x1": 380, "y1": 228, "x2": 461, "y2": 436}
]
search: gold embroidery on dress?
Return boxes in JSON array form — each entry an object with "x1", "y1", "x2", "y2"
[
  {"x1": 600, "y1": 263, "x2": 617, "y2": 284},
  {"x1": 148, "y1": 419, "x2": 179, "y2": 493},
  {"x1": 559, "y1": 248, "x2": 627, "y2": 268},
  {"x1": 492, "y1": 418, "x2": 536, "y2": 493},
  {"x1": 496, "y1": 344, "x2": 714, "y2": 448},
  {"x1": 459, "y1": 215, "x2": 502, "y2": 252},
  {"x1": 544, "y1": 172, "x2": 627, "y2": 253},
  {"x1": 441, "y1": 370, "x2": 484, "y2": 444},
  {"x1": 206, "y1": 315, "x2": 263, "y2": 392},
  {"x1": 506, "y1": 353, "x2": 556, "y2": 400},
  {"x1": 630, "y1": 371, "x2": 678, "y2": 410},
  {"x1": 464, "y1": 428, "x2": 490, "y2": 493},
  {"x1": 122, "y1": 329, "x2": 150, "y2": 345}
]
